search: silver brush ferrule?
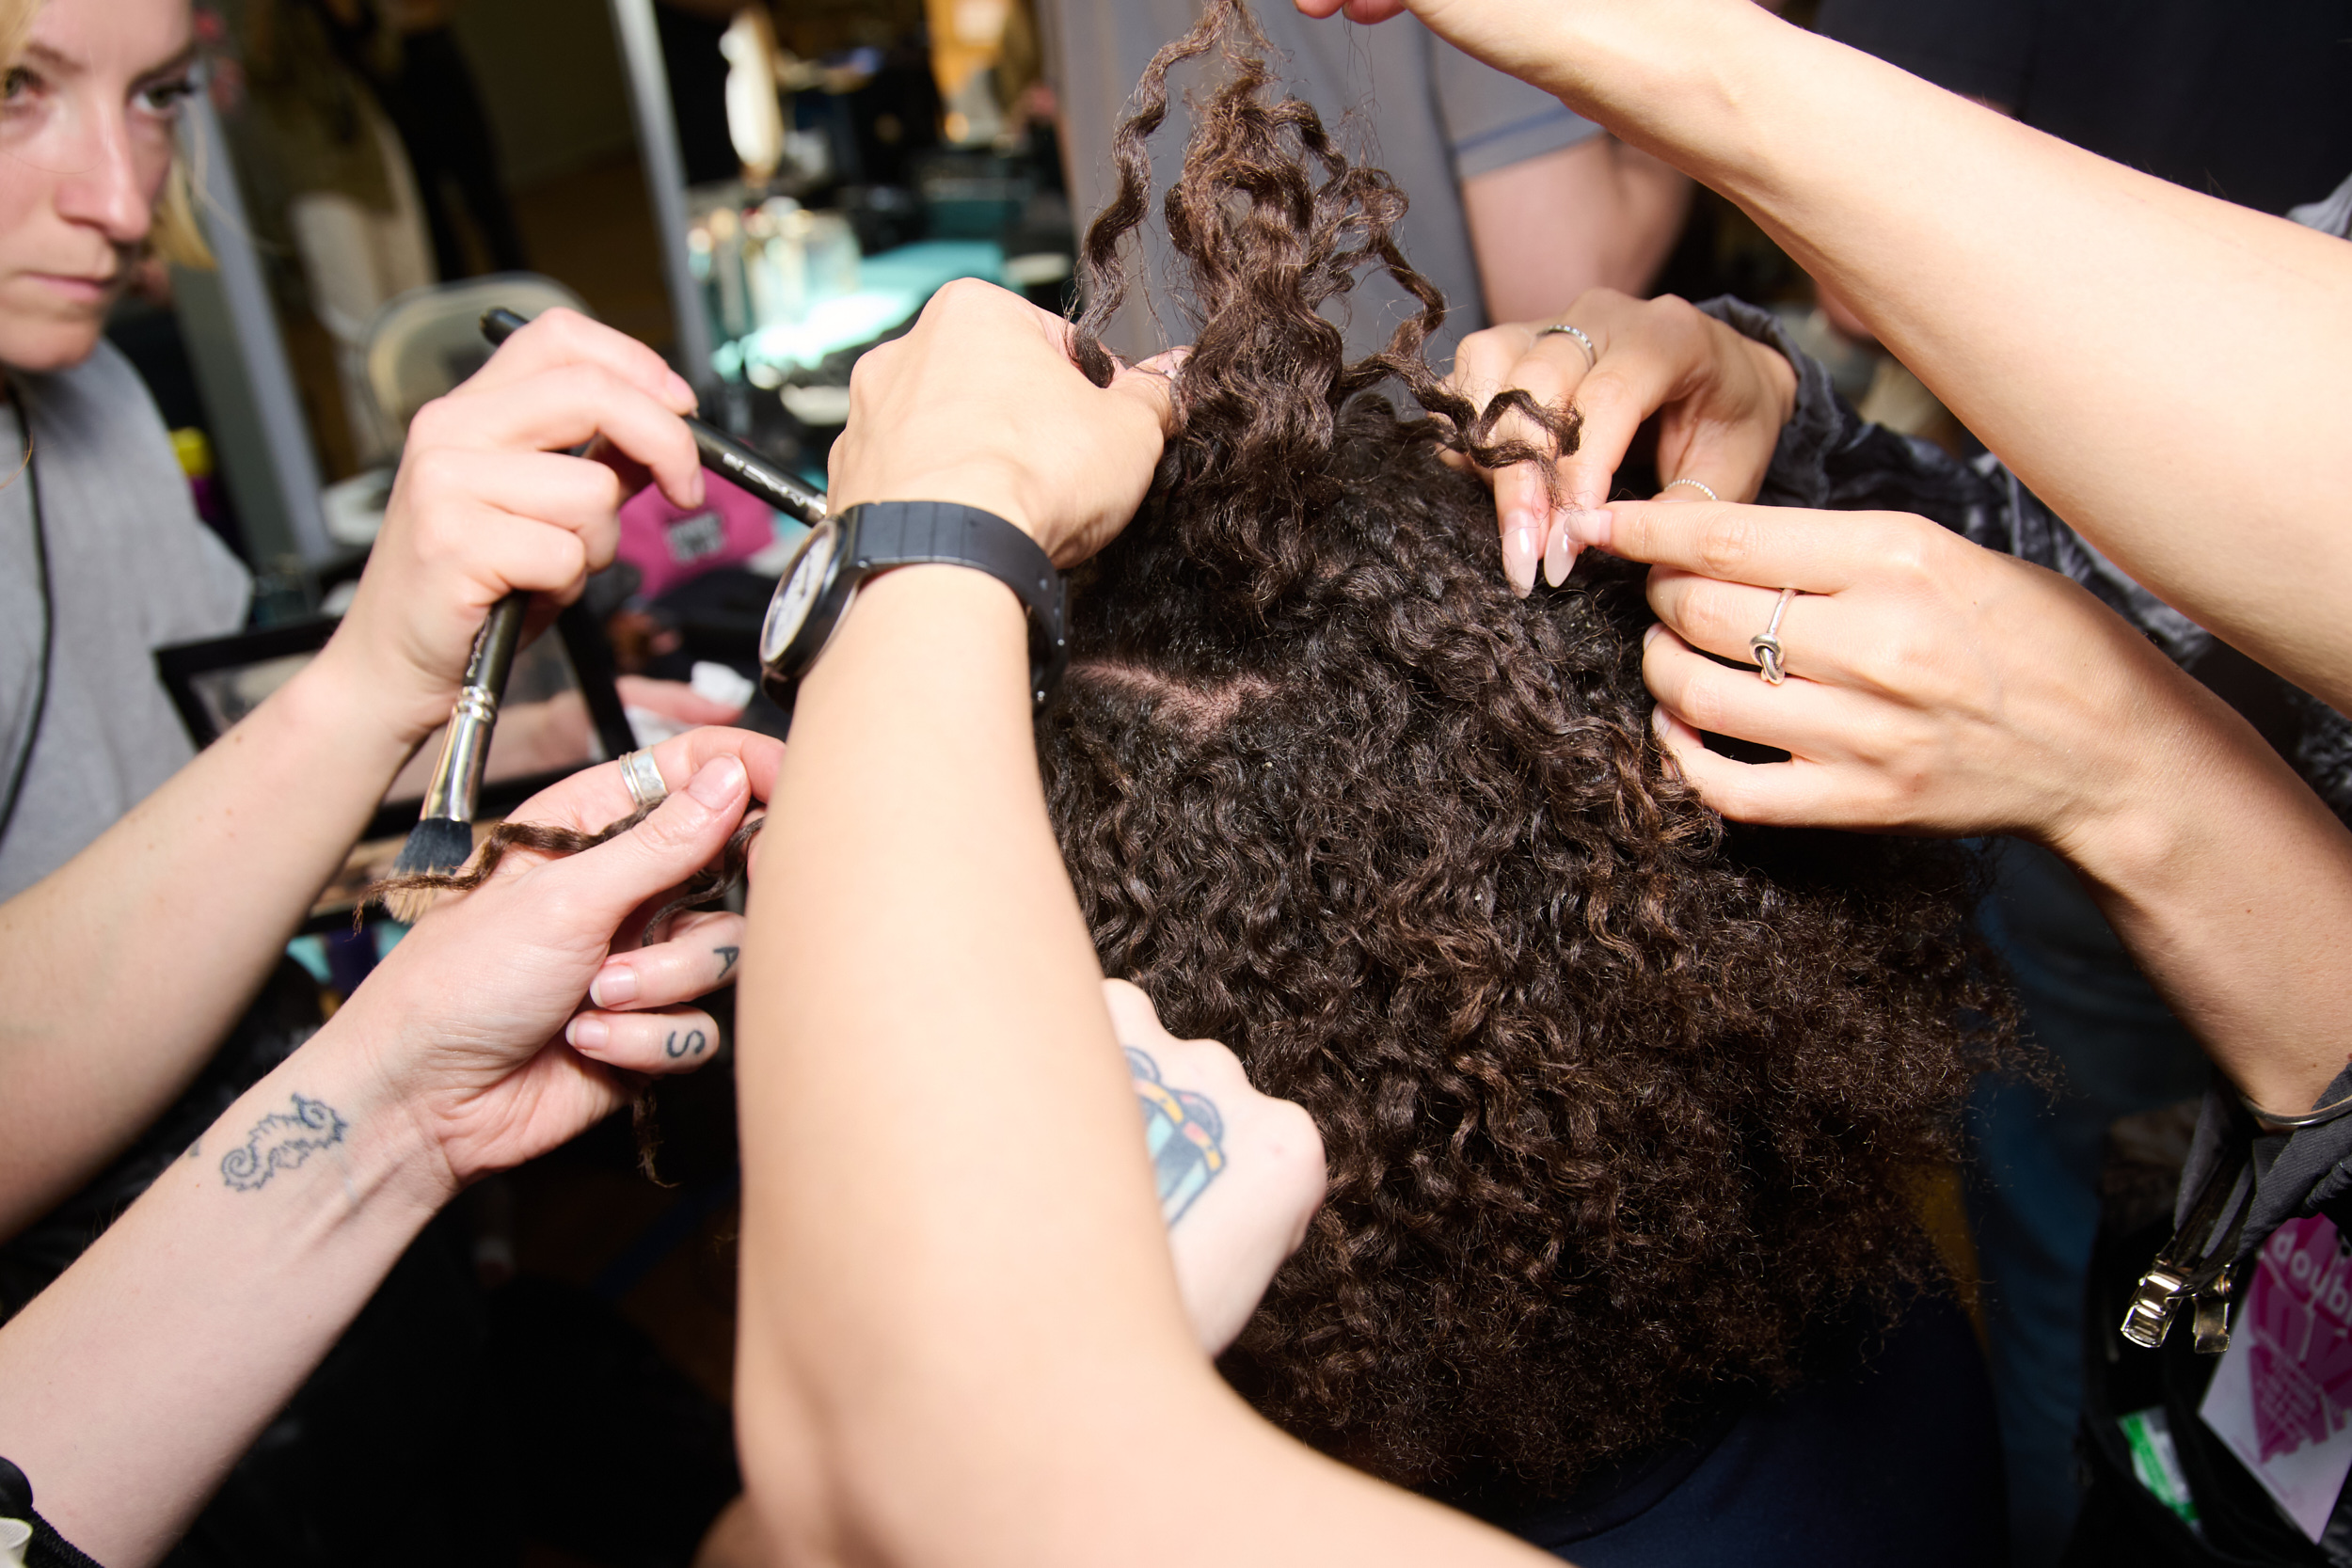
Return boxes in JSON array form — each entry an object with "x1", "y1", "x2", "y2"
[{"x1": 419, "y1": 685, "x2": 501, "y2": 822}]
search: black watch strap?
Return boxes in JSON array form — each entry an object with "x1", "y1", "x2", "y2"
[{"x1": 844, "y1": 500, "x2": 1069, "y2": 707}]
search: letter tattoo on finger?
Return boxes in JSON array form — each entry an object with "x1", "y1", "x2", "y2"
[
  {"x1": 664, "y1": 1028, "x2": 710, "y2": 1060},
  {"x1": 714, "y1": 945, "x2": 739, "y2": 980}
]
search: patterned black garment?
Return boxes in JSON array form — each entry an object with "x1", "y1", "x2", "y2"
[{"x1": 1694, "y1": 293, "x2": 2352, "y2": 823}]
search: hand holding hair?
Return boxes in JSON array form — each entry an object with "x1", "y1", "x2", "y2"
[
  {"x1": 343, "y1": 725, "x2": 783, "y2": 1192},
  {"x1": 1585, "y1": 496, "x2": 2352, "y2": 1114},
  {"x1": 1445, "y1": 291, "x2": 1796, "y2": 595},
  {"x1": 824, "y1": 278, "x2": 1181, "y2": 566}
]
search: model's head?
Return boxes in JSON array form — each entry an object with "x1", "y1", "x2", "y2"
[
  {"x1": 1041, "y1": 0, "x2": 2011, "y2": 1502},
  {"x1": 0, "y1": 0, "x2": 196, "y2": 372}
]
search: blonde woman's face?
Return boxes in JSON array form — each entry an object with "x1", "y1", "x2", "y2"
[{"x1": 0, "y1": 0, "x2": 195, "y2": 372}]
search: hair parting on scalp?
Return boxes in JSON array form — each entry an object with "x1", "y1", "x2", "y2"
[{"x1": 1040, "y1": 0, "x2": 2018, "y2": 1506}]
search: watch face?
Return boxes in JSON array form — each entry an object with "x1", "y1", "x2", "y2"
[{"x1": 759, "y1": 519, "x2": 840, "y2": 671}]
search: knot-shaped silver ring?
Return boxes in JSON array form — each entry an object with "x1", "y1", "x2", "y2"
[
  {"x1": 1537, "y1": 322, "x2": 1597, "y2": 372},
  {"x1": 1751, "y1": 587, "x2": 1797, "y2": 686},
  {"x1": 619, "y1": 749, "x2": 669, "y2": 811}
]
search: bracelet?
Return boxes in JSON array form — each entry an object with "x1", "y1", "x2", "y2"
[{"x1": 2236, "y1": 1084, "x2": 2352, "y2": 1130}]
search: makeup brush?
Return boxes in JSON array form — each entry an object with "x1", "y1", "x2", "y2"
[
  {"x1": 380, "y1": 309, "x2": 826, "y2": 922},
  {"x1": 479, "y1": 307, "x2": 829, "y2": 525},
  {"x1": 382, "y1": 592, "x2": 526, "y2": 921}
]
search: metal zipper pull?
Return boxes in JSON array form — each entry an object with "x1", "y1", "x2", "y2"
[
  {"x1": 2122, "y1": 1261, "x2": 2193, "y2": 1350},
  {"x1": 2192, "y1": 1263, "x2": 2239, "y2": 1355}
]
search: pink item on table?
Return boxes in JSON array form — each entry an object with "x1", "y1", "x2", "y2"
[{"x1": 615, "y1": 471, "x2": 778, "y2": 600}]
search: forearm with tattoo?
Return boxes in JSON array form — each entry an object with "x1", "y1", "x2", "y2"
[{"x1": 218, "y1": 1096, "x2": 349, "y2": 1192}]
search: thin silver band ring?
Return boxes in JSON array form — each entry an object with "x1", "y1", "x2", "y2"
[
  {"x1": 1537, "y1": 323, "x2": 1597, "y2": 372},
  {"x1": 619, "y1": 749, "x2": 669, "y2": 811},
  {"x1": 1660, "y1": 478, "x2": 1720, "y2": 503},
  {"x1": 1750, "y1": 587, "x2": 1797, "y2": 686}
]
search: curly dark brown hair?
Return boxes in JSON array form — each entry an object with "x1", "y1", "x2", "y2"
[{"x1": 1041, "y1": 0, "x2": 2015, "y2": 1505}]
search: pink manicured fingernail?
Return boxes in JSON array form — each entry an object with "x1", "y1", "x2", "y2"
[
  {"x1": 1565, "y1": 508, "x2": 1613, "y2": 549},
  {"x1": 1643, "y1": 623, "x2": 1664, "y2": 650},
  {"x1": 1502, "y1": 512, "x2": 1540, "y2": 598},
  {"x1": 1650, "y1": 704, "x2": 1671, "y2": 737},
  {"x1": 667, "y1": 371, "x2": 699, "y2": 409},
  {"x1": 1544, "y1": 522, "x2": 1579, "y2": 587},
  {"x1": 567, "y1": 1016, "x2": 611, "y2": 1050},
  {"x1": 589, "y1": 964, "x2": 638, "y2": 1007},
  {"x1": 687, "y1": 756, "x2": 745, "y2": 809}
]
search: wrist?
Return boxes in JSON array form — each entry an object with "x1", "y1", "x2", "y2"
[
  {"x1": 830, "y1": 462, "x2": 1044, "y2": 554},
  {"x1": 1549, "y1": 4, "x2": 1783, "y2": 174},
  {"x1": 205, "y1": 1012, "x2": 460, "y2": 1224},
  {"x1": 2037, "y1": 673, "x2": 2258, "y2": 908},
  {"x1": 1745, "y1": 335, "x2": 1800, "y2": 430},
  {"x1": 294, "y1": 625, "x2": 453, "y2": 755}
]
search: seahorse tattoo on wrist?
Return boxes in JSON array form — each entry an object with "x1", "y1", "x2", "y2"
[
  {"x1": 1128, "y1": 1047, "x2": 1226, "y2": 1226},
  {"x1": 220, "y1": 1095, "x2": 349, "y2": 1192}
]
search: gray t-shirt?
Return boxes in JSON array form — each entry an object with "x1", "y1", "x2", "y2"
[
  {"x1": 0, "y1": 341, "x2": 251, "y2": 899},
  {"x1": 1041, "y1": 0, "x2": 1600, "y2": 366}
]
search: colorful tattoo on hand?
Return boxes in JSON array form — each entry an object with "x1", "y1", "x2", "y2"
[
  {"x1": 220, "y1": 1095, "x2": 348, "y2": 1192},
  {"x1": 1129, "y1": 1046, "x2": 1226, "y2": 1226}
]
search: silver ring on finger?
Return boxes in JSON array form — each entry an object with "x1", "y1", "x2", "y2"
[
  {"x1": 1660, "y1": 477, "x2": 1719, "y2": 502},
  {"x1": 619, "y1": 748, "x2": 669, "y2": 811},
  {"x1": 1750, "y1": 587, "x2": 1797, "y2": 686},
  {"x1": 1537, "y1": 322, "x2": 1597, "y2": 372}
]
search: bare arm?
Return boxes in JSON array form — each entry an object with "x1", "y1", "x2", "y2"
[
  {"x1": 0, "y1": 732, "x2": 771, "y2": 1565},
  {"x1": 731, "y1": 281, "x2": 1549, "y2": 1567},
  {"x1": 1307, "y1": 0, "x2": 2352, "y2": 713},
  {"x1": 1461, "y1": 136, "x2": 1690, "y2": 320},
  {"x1": 0, "y1": 311, "x2": 704, "y2": 1236}
]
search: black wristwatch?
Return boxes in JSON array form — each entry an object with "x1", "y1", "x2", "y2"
[{"x1": 756, "y1": 499, "x2": 1069, "y2": 719}]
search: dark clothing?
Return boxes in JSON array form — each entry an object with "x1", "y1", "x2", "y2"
[
  {"x1": 1499, "y1": 1292, "x2": 2007, "y2": 1566},
  {"x1": 654, "y1": 3, "x2": 738, "y2": 190},
  {"x1": 310, "y1": 7, "x2": 526, "y2": 278},
  {"x1": 1812, "y1": 0, "x2": 2352, "y2": 217},
  {"x1": 372, "y1": 26, "x2": 527, "y2": 278}
]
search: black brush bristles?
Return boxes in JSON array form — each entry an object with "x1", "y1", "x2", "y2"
[{"x1": 381, "y1": 816, "x2": 476, "y2": 924}]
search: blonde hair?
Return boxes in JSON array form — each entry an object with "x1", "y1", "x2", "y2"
[
  {"x1": 0, "y1": 0, "x2": 31, "y2": 71},
  {"x1": 151, "y1": 154, "x2": 214, "y2": 269},
  {"x1": 0, "y1": 0, "x2": 215, "y2": 269}
]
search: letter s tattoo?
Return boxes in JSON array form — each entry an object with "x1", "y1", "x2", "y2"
[
  {"x1": 1128, "y1": 1047, "x2": 1226, "y2": 1226},
  {"x1": 220, "y1": 1095, "x2": 349, "y2": 1192}
]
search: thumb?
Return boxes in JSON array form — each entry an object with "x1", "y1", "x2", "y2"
[
  {"x1": 1108, "y1": 349, "x2": 1184, "y2": 439},
  {"x1": 549, "y1": 755, "x2": 750, "y2": 930}
]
